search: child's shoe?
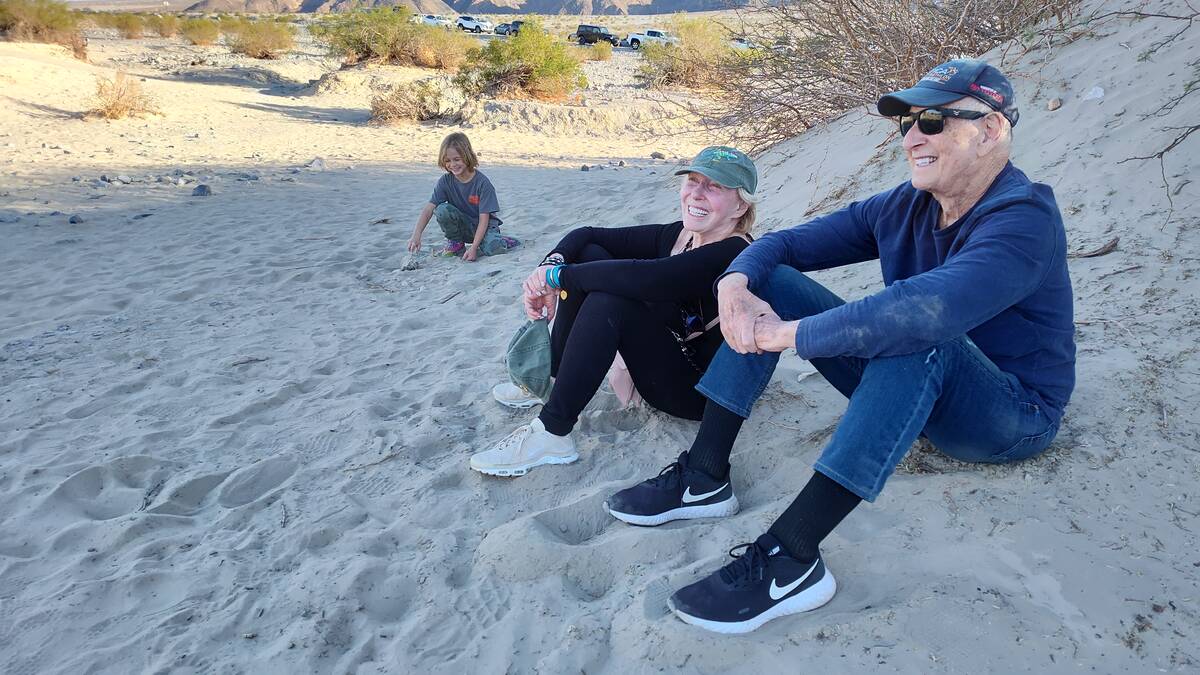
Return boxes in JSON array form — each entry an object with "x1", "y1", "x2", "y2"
[{"x1": 435, "y1": 241, "x2": 466, "y2": 257}]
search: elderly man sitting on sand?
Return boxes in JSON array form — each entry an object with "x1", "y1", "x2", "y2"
[{"x1": 601, "y1": 59, "x2": 1076, "y2": 633}]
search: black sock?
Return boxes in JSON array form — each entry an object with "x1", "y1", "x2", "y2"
[
  {"x1": 685, "y1": 398, "x2": 745, "y2": 481},
  {"x1": 768, "y1": 471, "x2": 862, "y2": 564}
]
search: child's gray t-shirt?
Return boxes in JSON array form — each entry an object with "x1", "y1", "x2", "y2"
[{"x1": 429, "y1": 170, "x2": 503, "y2": 227}]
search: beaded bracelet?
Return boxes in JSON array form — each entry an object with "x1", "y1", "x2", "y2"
[{"x1": 540, "y1": 252, "x2": 566, "y2": 267}]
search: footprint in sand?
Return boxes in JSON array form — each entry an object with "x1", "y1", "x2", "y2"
[
  {"x1": 48, "y1": 455, "x2": 180, "y2": 521},
  {"x1": 216, "y1": 456, "x2": 297, "y2": 508}
]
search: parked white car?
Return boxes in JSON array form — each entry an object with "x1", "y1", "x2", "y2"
[
  {"x1": 627, "y1": 29, "x2": 679, "y2": 49},
  {"x1": 420, "y1": 14, "x2": 453, "y2": 29},
  {"x1": 456, "y1": 15, "x2": 493, "y2": 33}
]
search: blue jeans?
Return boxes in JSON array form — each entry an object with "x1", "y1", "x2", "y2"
[
  {"x1": 696, "y1": 266, "x2": 1059, "y2": 502},
  {"x1": 435, "y1": 203, "x2": 507, "y2": 256}
]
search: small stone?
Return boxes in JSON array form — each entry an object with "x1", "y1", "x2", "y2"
[
  {"x1": 116, "y1": 175, "x2": 132, "y2": 184},
  {"x1": 399, "y1": 253, "x2": 420, "y2": 271},
  {"x1": 580, "y1": 164, "x2": 590, "y2": 171},
  {"x1": 100, "y1": 174, "x2": 112, "y2": 183},
  {"x1": 1047, "y1": 98, "x2": 1062, "y2": 111},
  {"x1": 69, "y1": 214, "x2": 84, "y2": 224},
  {"x1": 192, "y1": 184, "x2": 212, "y2": 196},
  {"x1": 306, "y1": 157, "x2": 327, "y2": 171},
  {"x1": 618, "y1": 160, "x2": 626, "y2": 167},
  {"x1": 71, "y1": 176, "x2": 81, "y2": 182},
  {"x1": 650, "y1": 151, "x2": 666, "y2": 160}
]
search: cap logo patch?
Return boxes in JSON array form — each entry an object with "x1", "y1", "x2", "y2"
[
  {"x1": 969, "y1": 83, "x2": 1005, "y2": 104},
  {"x1": 706, "y1": 149, "x2": 739, "y2": 162},
  {"x1": 921, "y1": 65, "x2": 958, "y2": 84}
]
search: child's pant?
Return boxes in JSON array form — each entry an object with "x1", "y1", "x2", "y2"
[{"x1": 435, "y1": 203, "x2": 507, "y2": 256}]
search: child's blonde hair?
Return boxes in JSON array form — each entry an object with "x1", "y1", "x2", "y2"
[{"x1": 438, "y1": 132, "x2": 478, "y2": 173}]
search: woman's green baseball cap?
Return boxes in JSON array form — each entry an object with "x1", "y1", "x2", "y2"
[
  {"x1": 674, "y1": 146, "x2": 758, "y2": 194},
  {"x1": 505, "y1": 318, "x2": 553, "y2": 401}
]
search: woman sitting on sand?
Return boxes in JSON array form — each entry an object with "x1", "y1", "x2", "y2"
[{"x1": 470, "y1": 146, "x2": 759, "y2": 477}]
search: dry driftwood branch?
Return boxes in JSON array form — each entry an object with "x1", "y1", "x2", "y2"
[{"x1": 1068, "y1": 236, "x2": 1119, "y2": 259}]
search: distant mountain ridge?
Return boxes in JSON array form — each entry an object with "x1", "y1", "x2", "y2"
[
  {"x1": 184, "y1": 0, "x2": 455, "y2": 14},
  {"x1": 184, "y1": 0, "x2": 739, "y2": 14}
]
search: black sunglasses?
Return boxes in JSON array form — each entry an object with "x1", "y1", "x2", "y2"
[{"x1": 899, "y1": 108, "x2": 990, "y2": 136}]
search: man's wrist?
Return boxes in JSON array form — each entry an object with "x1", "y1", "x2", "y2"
[{"x1": 717, "y1": 272, "x2": 749, "y2": 290}]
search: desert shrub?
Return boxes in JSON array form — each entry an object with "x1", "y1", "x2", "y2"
[
  {"x1": 145, "y1": 14, "x2": 178, "y2": 37},
  {"x1": 311, "y1": 8, "x2": 414, "y2": 63},
  {"x1": 370, "y1": 79, "x2": 447, "y2": 124},
  {"x1": 639, "y1": 16, "x2": 728, "y2": 88},
  {"x1": 111, "y1": 12, "x2": 142, "y2": 38},
  {"x1": 227, "y1": 19, "x2": 294, "y2": 58},
  {"x1": 86, "y1": 10, "x2": 117, "y2": 28},
  {"x1": 412, "y1": 25, "x2": 472, "y2": 70},
  {"x1": 588, "y1": 40, "x2": 611, "y2": 61},
  {"x1": 0, "y1": 0, "x2": 86, "y2": 57},
  {"x1": 311, "y1": 9, "x2": 467, "y2": 70},
  {"x1": 180, "y1": 17, "x2": 217, "y2": 45},
  {"x1": 455, "y1": 18, "x2": 585, "y2": 101},
  {"x1": 90, "y1": 71, "x2": 158, "y2": 119},
  {"x1": 216, "y1": 13, "x2": 247, "y2": 36},
  {"x1": 696, "y1": 0, "x2": 1077, "y2": 150}
]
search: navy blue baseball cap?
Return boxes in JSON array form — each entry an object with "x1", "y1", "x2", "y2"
[{"x1": 877, "y1": 59, "x2": 1019, "y2": 127}]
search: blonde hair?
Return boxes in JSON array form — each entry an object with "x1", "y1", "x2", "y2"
[
  {"x1": 735, "y1": 187, "x2": 758, "y2": 235},
  {"x1": 438, "y1": 132, "x2": 478, "y2": 173}
]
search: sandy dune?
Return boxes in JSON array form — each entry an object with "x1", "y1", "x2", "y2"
[{"x1": 1, "y1": 1, "x2": 1198, "y2": 671}]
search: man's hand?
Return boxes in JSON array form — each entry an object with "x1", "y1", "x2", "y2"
[
  {"x1": 406, "y1": 233, "x2": 422, "y2": 253},
  {"x1": 717, "y1": 273, "x2": 774, "y2": 354},
  {"x1": 753, "y1": 311, "x2": 800, "y2": 353},
  {"x1": 463, "y1": 244, "x2": 480, "y2": 262}
]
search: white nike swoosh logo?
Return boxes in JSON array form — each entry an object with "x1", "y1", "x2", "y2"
[
  {"x1": 681, "y1": 484, "x2": 728, "y2": 504},
  {"x1": 769, "y1": 559, "x2": 819, "y2": 600}
]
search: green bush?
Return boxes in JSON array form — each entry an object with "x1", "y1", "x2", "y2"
[
  {"x1": 455, "y1": 18, "x2": 585, "y2": 101},
  {"x1": 588, "y1": 40, "x2": 612, "y2": 61},
  {"x1": 311, "y1": 8, "x2": 415, "y2": 64},
  {"x1": 111, "y1": 12, "x2": 143, "y2": 39},
  {"x1": 639, "y1": 16, "x2": 731, "y2": 88},
  {"x1": 0, "y1": 0, "x2": 85, "y2": 56},
  {"x1": 216, "y1": 13, "x2": 247, "y2": 36},
  {"x1": 412, "y1": 24, "x2": 473, "y2": 70},
  {"x1": 227, "y1": 19, "x2": 294, "y2": 58},
  {"x1": 179, "y1": 17, "x2": 217, "y2": 45},
  {"x1": 146, "y1": 14, "x2": 178, "y2": 37},
  {"x1": 311, "y1": 8, "x2": 468, "y2": 70},
  {"x1": 639, "y1": 16, "x2": 730, "y2": 88}
]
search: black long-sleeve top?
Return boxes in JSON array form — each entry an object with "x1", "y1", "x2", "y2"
[{"x1": 551, "y1": 222, "x2": 750, "y2": 371}]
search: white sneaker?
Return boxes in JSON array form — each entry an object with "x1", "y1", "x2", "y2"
[
  {"x1": 469, "y1": 419, "x2": 578, "y2": 477},
  {"x1": 492, "y1": 381, "x2": 544, "y2": 409}
]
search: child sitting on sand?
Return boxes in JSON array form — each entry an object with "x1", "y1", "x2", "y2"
[{"x1": 407, "y1": 132, "x2": 517, "y2": 262}]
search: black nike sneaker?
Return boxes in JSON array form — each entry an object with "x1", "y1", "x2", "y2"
[
  {"x1": 604, "y1": 451, "x2": 739, "y2": 526},
  {"x1": 667, "y1": 533, "x2": 836, "y2": 634}
]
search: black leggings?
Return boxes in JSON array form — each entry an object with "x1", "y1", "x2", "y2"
[{"x1": 538, "y1": 244, "x2": 707, "y2": 435}]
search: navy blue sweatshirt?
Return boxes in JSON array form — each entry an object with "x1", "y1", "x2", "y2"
[{"x1": 726, "y1": 162, "x2": 1075, "y2": 421}]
